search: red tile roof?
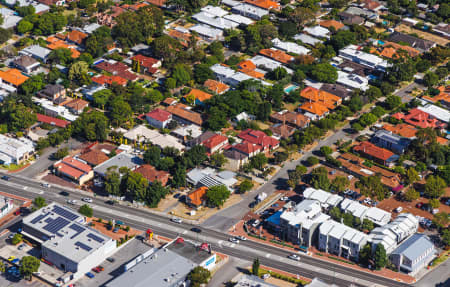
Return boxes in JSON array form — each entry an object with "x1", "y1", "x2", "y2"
[
  {"x1": 238, "y1": 129, "x2": 279, "y2": 149},
  {"x1": 188, "y1": 186, "x2": 208, "y2": 206},
  {"x1": 233, "y1": 141, "x2": 261, "y2": 155},
  {"x1": 95, "y1": 61, "x2": 138, "y2": 81},
  {"x1": 244, "y1": 0, "x2": 280, "y2": 10},
  {"x1": 202, "y1": 134, "x2": 228, "y2": 150},
  {"x1": 203, "y1": 79, "x2": 230, "y2": 94},
  {"x1": 36, "y1": 113, "x2": 69, "y2": 128},
  {"x1": 146, "y1": 108, "x2": 172, "y2": 122},
  {"x1": 64, "y1": 98, "x2": 89, "y2": 112},
  {"x1": 92, "y1": 75, "x2": 128, "y2": 86},
  {"x1": 54, "y1": 156, "x2": 92, "y2": 179},
  {"x1": 399, "y1": 108, "x2": 446, "y2": 129},
  {"x1": 259, "y1": 49, "x2": 294, "y2": 64},
  {"x1": 353, "y1": 141, "x2": 395, "y2": 161},
  {"x1": 131, "y1": 55, "x2": 160, "y2": 72},
  {"x1": 78, "y1": 150, "x2": 109, "y2": 166},
  {"x1": 166, "y1": 103, "x2": 203, "y2": 126},
  {"x1": 186, "y1": 89, "x2": 213, "y2": 103},
  {"x1": 134, "y1": 164, "x2": 170, "y2": 186},
  {"x1": 66, "y1": 30, "x2": 88, "y2": 45}
]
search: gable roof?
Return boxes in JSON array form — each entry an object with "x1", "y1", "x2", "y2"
[
  {"x1": 232, "y1": 141, "x2": 261, "y2": 155},
  {"x1": 391, "y1": 233, "x2": 434, "y2": 262},
  {"x1": 91, "y1": 75, "x2": 128, "y2": 86},
  {"x1": 270, "y1": 123, "x2": 295, "y2": 138},
  {"x1": 188, "y1": 186, "x2": 208, "y2": 206},
  {"x1": 203, "y1": 79, "x2": 230, "y2": 94},
  {"x1": 382, "y1": 123, "x2": 417, "y2": 138},
  {"x1": 299, "y1": 102, "x2": 329, "y2": 116},
  {"x1": 54, "y1": 156, "x2": 92, "y2": 179},
  {"x1": 186, "y1": 89, "x2": 213, "y2": 102},
  {"x1": 131, "y1": 54, "x2": 160, "y2": 72},
  {"x1": 319, "y1": 19, "x2": 345, "y2": 30},
  {"x1": 270, "y1": 111, "x2": 310, "y2": 128},
  {"x1": 134, "y1": 164, "x2": 170, "y2": 186},
  {"x1": 78, "y1": 149, "x2": 109, "y2": 166},
  {"x1": 202, "y1": 134, "x2": 228, "y2": 150},
  {"x1": 238, "y1": 129, "x2": 279, "y2": 148},
  {"x1": 36, "y1": 113, "x2": 69, "y2": 128},
  {"x1": 64, "y1": 98, "x2": 88, "y2": 111},
  {"x1": 259, "y1": 48, "x2": 294, "y2": 64},
  {"x1": 0, "y1": 68, "x2": 29, "y2": 86},
  {"x1": 388, "y1": 32, "x2": 435, "y2": 51},
  {"x1": 12, "y1": 55, "x2": 38, "y2": 68},
  {"x1": 320, "y1": 83, "x2": 352, "y2": 99},
  {"x1": 95, "y1": 61, "x2": 138, "y2": 81},
  {"x1": 146, "y1": 108, "x2": 172, "y2": 122},
  {"x1": 66, "y1": 30, "x2": 88, "y2": 45},
  {"x1": 353, "y1": 141, "x2": 395, "y2": 161},
  {"x1": 300, "y1": 87, "x2": 341, "y2": 109},
  {"x1": 166, "y1": 103, "x2": 203, "y2": 126}
]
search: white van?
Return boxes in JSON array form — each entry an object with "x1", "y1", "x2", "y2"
[{"x1": 395, "y1": 207, "x2": 403, "y2": 213}]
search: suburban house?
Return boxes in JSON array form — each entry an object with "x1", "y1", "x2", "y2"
[
  {"x1": 319, "y1": 19, "x2": 345, "y2": 31},
  {"x1": 340, "y1": 198, "x2": 391, "y2": 226},
  {"x1": 339, "y1": 45, "x2": 389, "y2": 72},
  {"x1": 36, "y1": 113, "x2": 70, "y2": 128},
  {"x1": 337, "y1": 71, "x2": 369, "y2": 91},
  {"x1": 318, "y1": 219, "x2": 369, "y2": 261},
  {"x1": 303, "y1": 188, "x2": 343, "y2": 209},
  {"x1": 203, "y1": 79, "x2": 230, "y2": 95},
  {"x1": 339, "y1": 12, "x2": 365, "y2": 25},
  {"x1": 78, "y1": 149, "x2": 110, "y2": 167},
  {"x1": 270, "y1": 110, "x2": 310, "y2": 129},
  {"x1": 270, "y1": 123, "x2": 295, "y2": 139},
  {"x1": 390, "y1": 234, "x2": 436, "y2": 275},
  {"x1": 370, "y1": 130, "x2": 410, "y2": 154},
  {"x1": 66, "y1": 30, "x2": 88, "y2": 46},
  {"x1": 145, "y1": 108, "x2": 172, "y2": 129},
  {"x1": 432, "y1": 23, "x2": 450, "y2": 38},
  {"x1": 53, "y1": 156, "x2": 94, "y2": 185},
  {"x1": 271, "y1": 38, "x2": 310, "y2": 55},
  {"x1": 417, "y1": 104, "x2": 450, "y2": 125},
  {"x1": 304, "y1": 26, "x2": 331, "y2": 39},
  {"x1": 134, "y1": 164, "x2": 170, "y2": 186},
  {"x1": 130, "y1": 55, "x2": 161, "y2": 75},
  {"x1": 300, "y1": 87, "x2": 342, "y2": 110},
  {"x1": 243, "y1": 0, "x2": 280, "y2": 10},
  {"x1": 95, "y1": 60, "x2": 138, "y2": 82},
  {"x1": 64, "y1": 99, "x2": 89, "y2": 115},
  {"x1": 187, "y1": 167, "x2": 237, "y2": 191},
  {"x1": 19, "y1": 45, "x2": 51, "y2": 62},
  {"x1": 223, "y1": 149, "x2": 250, "y2": 171},
  {"x1": 259, "y1": 48, "x2": 294, "y2": 64},
  {"x1": 92, "y1": 75, "x2": 128, "y2": 87},
  {"x1": 172, "y1": 125, "x2": 203, "y2": 142},
  {"x1": 353, "y1": 141, "x2": 399, "y2": 167},
  {"x1": 184, "y1": 89, "x2": 214, "y2": 106},
  {"x1": 276, "y1": 200, "x2": 330, "y2": 247},
  {"x1": 166, "y1": 103, "x2": 203, "y2": 126},
  {"x1": 0, "y1": 134, "x2": 34, "y2": 166},
  {"x1": 320, "y1": 83, "x2": 353, "y2": 101},
  {"x1": 201, "y1": 134, "x2": 228, "y2": 155},
  {"x1": 299, "y1": 102, "x2": 330, "y2": 121},
  {"x1": 237, "y1": 129, "x2": 279, "y2": 154},
  {"x1": 387, "y1": 32, "x2": 436, "y2": 52},
  {"x1": 392, "y1": 108, "x2": 447, "y2": 130},
  {"x1": 382, "y1": 123, "x2": 418, "y2": 139},
  {"x1": 37, "y1": 84, "x2": 66, "y2": 101},
  {"x1": 10, "y1": 55, "x2": 40, "y2": 74},
  {"x1": 187, "y1": 186, "x2": 208, "y2": 208},
  {"x1": 0, "y1": 69, "x2": 29, "y2": 88},
  {"x1": 231, "y1": 4, "x2": 268, "y2": 20}
]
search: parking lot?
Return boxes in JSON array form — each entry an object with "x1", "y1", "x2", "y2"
[{"x1": 75, "y1": 238, "x2": 152, "y2": 287}]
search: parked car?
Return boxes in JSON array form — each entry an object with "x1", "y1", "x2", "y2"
[
  {"x1": 236, "y1": 236, "x2": 247, "y2": 241},
  {"x1": 416, "y1": 202, "x2": 424, "y2": 209},
  {"x1": 252, "y1": 220, "x2": 260, "y2": 227},
  {"x1": 262, "y1": 273, "x2": 271, "y2": 279},
  {"x1": 113, "y1": 227, "x2": 120, "y2": 233},
  {"x1": 85, "y1": 272, "x2": 95, "y2": 278},
  {"x1": 191, "y1": 227, "x2": 202, "y2": 233},
  {"x1": 14, "y1": 210, "x2": 21, "y2": 216},
  {"x1": 8, "y1": 233, "x2": 15, "y2": 239},
  {"x1": 395, "y1": 207, "x2": 403, "y2": 213},
  {"x1": 105, "y1": 200, "x2": 115, "y2": 205},
  {"x1": 67, "y1": 199, "x2": 77, "y2": 205},
  {"x1": 229, "y1": 238, "x2": 239, "y2": 244},
  {"x1": 1, "y1": 175, "x2": 10, "y2": 181},
  {"x1": 288, "y1": 254, "x2": 301, "y2": 261},
  {"x1": 106, "y1": 257, "x2": 115, "y2": 263},
  {"x1": 60, "y1": 191, "x2": 69, "y2": 196},
  {"x1": 363, "y1": 198, "x2": 372, "y2": 205},
  {"x1": 7, "y1": 256, "x2": 16, "y2": 262},
  {"x1": 280, "y1": 196, "x2": 289, "y2": 201},
  {"x1": 18, "y1": 244, "x2": 26, "y2": 250},
  {"x1": 41, "y1": 183, "x2": 51, "y2": 188},
  {"x1": 171, "y1": 218, "x2": 183, "y2": 224},
  {"x1": 82, "y1": 198, "x2": 93, "y2": 203},
  {"x1": 92, "y1": 267, "x2": 101, "y2": 273}
]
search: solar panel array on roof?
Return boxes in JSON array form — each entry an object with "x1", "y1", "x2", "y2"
[
  {"x1": 43, "y1": 217, "x2": 70, "y2": 234},
  {"x1": 30, "y1": 213, "x2": 49, "y2": 224},
  {"x1": 69, "y1": 224, "x2": 85, "y2": 239},
  {"x1": 75, "y1": 241, "x2": 92, "y2": 252},
  {"x1": 53, "y1": 205, "x2": 79, "y2": 221},
  {"x1": 87, "y1": 233, "x2": 104, "y2": 243}
]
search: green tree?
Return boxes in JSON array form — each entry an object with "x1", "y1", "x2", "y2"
[
  {"x1": 145, "y1": 180, "x2": 169, "y2": 207},
  {"x1": 331, "y1": 176, "x2": 349, "y2": 193},
  {"x1": 172, "y1": 164, "x2": 186, "y2": 188},
  {"x1": 406, "y1": 167, "x2": 420, "y2": 185},
  {"x1": 310, "y1": 167, "x2": 330, "y2": 191},
  {"x1": 307, "y1": 156, "x2": 319, "y2": 166},
  {"x1": 329, "y1": 206, "x2": 342, "y2": 221},
  {"x1": 172, "y1": 64, "x2": 191, "y2": 87},
  {"x1": 252, "y1": 258, "x2": 260, "y2": 275},
  {"x1": 48, "y1": 48, "x2": 73, "y2": 65},
  {"x1": 432, "y1": 212, "x2": 449, "y2": 228},
  {"x1": 429, "y1": 198, "x2": 440, "y2": 209},
  {"x1": 194, "y1": 64, "x2": 213, "y2": 84},
  {"x1": 33, "y1": 196, "x2": 46, "y2": 209},
  {"x1": 404, "y1": 188, "x2": 420, "y2": 202},
  {"x1": 362, "y1": 218, "x2": 374, "y2": 232},
  {"x1": 423, "y1": 72, "x2": 439, "y2": 88},
  {"x1": 239, "y1": 180, "x2": 254, "y2": 193},
  {"x1": 343, "y1": 212, "x2": 354, "y2": 227},
  {"x1": 425, "y1": 175, "x2": 446, "y2": 198},
  {"x1": 109, "y1": 97, "x2": 132, "y2": 127},
  {"x1": 19, "y1": 256, "x2": 40, "y2": 280},
  {"x1": 329, "y1": 30, "x2": 356, "y2": 51},
  {"x1": 320, "y1": 146, "x2": 333, "y2": 156},
  {"x1": 78, "y1": 204, "x2": 93, "y2": 217},
  {"x1": 143, "y1": 146, "x2": 161, "y2": 166},
  {"x1": 122, "y1": 171, "x2": 149, "y2": 201},
  {"x1": 250, "y1": 153, "x2": 268, "y2": 171},
  {"x1": 359, "y1": 243, "x2": 372, "y2": 267},
  {"x1": 206, "y1": 185, "x2": 230, "y2": 208},
  {"x1": 188, "y1": 266, "x2": 211, "y2": 287},
  {"x1": 53, "y1": 147, "x2": 69, "y2": 159},
  {"x1": 17, "y1": 20, "x2": 34, "y2": 34},
  {"x1": 374, "y1": 244, "x2": 387, "y2": 270},
  {"x1": 183, "y1": 145, "x2": 207, "y2": 168},
  {"x1": 210, "y1": 152, "x2": 227, "y2": 168},
  {"x1": 442, "y1": 229, "x2": 450, "y2": 247},
  {"x1": 105, "y1": 169, "x2": 121, "y2": 196},
  {"x1": 384, "y1": 95, "x2": 402, "y2": 110},
  {"x1": 69, "y1": 61, "x2": 89, "y2": 81},
  {"x1": 92, "y1": 89, "x2": 113, "y2": 109},
  {"x1": 11, "y1": 233, "x2": 23, "y2": 245},
  {"x1": 310, "y1": 63, "x2": 338, "y2": 83}
]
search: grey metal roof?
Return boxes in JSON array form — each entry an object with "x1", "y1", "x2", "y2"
[
  {"x1": 391, "y1": 233, "x2": 434, "y2": 261},
  {"x1": 94, "y1": 152, "x2": 143, "y2": 177}
]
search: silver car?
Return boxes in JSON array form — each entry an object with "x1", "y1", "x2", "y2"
[
  {"x1": 171, "y1": 218, "x2": 183, "y2": 224},
  {"x1": 82, "y1": 198, "x2": 93, "y2": 203}
]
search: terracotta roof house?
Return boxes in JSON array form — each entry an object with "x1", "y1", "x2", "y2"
[
  {"x1": 36, "y1": 113, "x2": 69, "y2": 128},
  {"x1": 320, "y1": 83, "x2": 353, "y2": 101},
  {"x1": 394, "y1": 108, "x2": 447, "y2": 130},
  {"x1": 382, "y1": 123, "x2": 417, "y2": 139},
  {"x1": 64, "y1": 99, "x2": 89, "y2": 115},
  {"x1": 91, "y1": 75, "x2": 128, "y2": 87},
  {"x1": 237, "y1": 129, "x2": 279, "y2": 153},
  {"x1": 131, "y1": 54, "x2": 161, "y2": 75},
  {"x1": 168, "y1": 29, "x2": 195, "y2": 47},
  {"x1": 66, "y1": 30, "x2": 88, "y2": 45},
  {"x1": 244, "y1": 0, "x2": 280, "y2": 10},
  {"x1": 319, "y1": 20, "x2": 345, "y2": 30},
  {"x1": 363, "y1": 0, "x2": 383, "y2": 11},
  {"x1": 270, "y1": 110, "x2": 310, "y2": 129},
  {"x1": 203, "y1": 79, "x2": 230, "y2": 95},
  {"x1": 166, "y1": 103, "x2": 203, "y2": 126},
  {"x1": 145, "y1": 108, "x2": 172, "y2": 129},
  {"x1": 184, "y1": 89, "x2": 213, "y2": 105},
  {"x1": 134, "y1": 164, "x2": 170, "y2": 186},
  {"x1": 162, "y1": 98, "x2": 178, "y2": 106},
  {"x1": 202, "y1": 134, "x2": 228, "y2": 154},
  {"x1": 382, "y1": 41, "x2": 420, "y2": 58},
  {"x1": 237, "y1": 60, "x2": 265, "y2": 79},
  {"x1": 299, "y1": 102, "x2": 330, "y2": 120},
  {"x1": 187, "y1": 186, "x2": 208, "y2": 208},
  {"x1": 53, "y1": 156, "x2": 94, "y2": 185},
  {"x1": 270, "y1": 123, "x2": 295, "y2": 139},
  {"x1": 422, "y1": 87, "x2": 450, "y2": 109},
  {"x1": 10, "y1": 55, "x2": 40, "y2": 74},
  {"x1": 259, "y1": 48, "x2": 294, "y2": 64},
  {"x1": 300, "y1": 87, "x2": 342, "y2": 110},
  {"x1": 0, "y1": 68, "x2": 29, "y2": 87},
  {"x1": 95, "y1": 61, "x2": 138, "y2": 81},
  {"x1": 147, "y1": 0, "x2": 166, "y2": 7},
  {"x1": 78, "y1": 149, "x2": 110, "y2": 167},
  {"x1": 353, "y1": 141, "x2": 399, "y2": 167}
]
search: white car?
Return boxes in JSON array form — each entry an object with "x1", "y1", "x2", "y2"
[
  {"x1": 363, "y1": 198, "x2": 372, "y2": 204},
  {"x1": 280, "y1": 196, "x2": 289, "y2": 201},
  {"x1": 229, "y1": 238, "x2": 239, "y2": 244},
  {"x1": 171, "y1": 218, "x2": 183, "y2": 224},
  {"x1": 67, "y1": 199, "x2": 77, "y2": 205},
  {"x1": 82, "y1": 198, "x2": 93, "y2": 203},
  {"x1": 262, "y1": 274, "x2": 271, "y2": 279},
  {"x1": 236, "y1": 236, "x2": 247, "y2": 241},
  {"x1": 252, "y1": 220, "x2": 260, "y2": 227},
  {"x1": 288, "y1": 254, "x2": 301, "y2": 261}
]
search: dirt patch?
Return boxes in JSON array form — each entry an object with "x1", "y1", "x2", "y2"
[
  {"x1": 153, "y1": 193, "x2": 181, "y2": 212},
  {"x1": 42, "y1": 174, "x2": 79, "y2": 189},
  {"x1": 87, "y1": 217, "x2": 142, "y2": 241},
  {"x1": 395, "y1": 24, "x2": 450, "y2": 46}
]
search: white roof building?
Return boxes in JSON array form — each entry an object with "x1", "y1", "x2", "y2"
[
  {"x1": 221, "y1": 0, "x2": 240, "y2": 7},
  {"x1": 231, "y1": 3, "x2": 269, "y2": 20},
  {"x1": 340, "y1": 198, "x2": 391, "y2": 226},
  {"x1": 249, "y1": 55, "x2": 294, "y2": 74},
  {"x1": 417, "y1": 104, "x2": 450, "y2": 123},
  {"x1": 192, "y1": 12, "x2": 240, "y2": 30},
  {"x1": 272, "y1": 38, "x2": 310, "y2": 55},
  {"x1": 34, "y1": 98, "x2": 78, "y2": 122},
  {"x1": 304, "y1": 26, "x2": 330, "y2": 39},
  {"x1": 171, "y1": 124, "x2": 203, "y2": 140},
  {"x1": 337, "y1": 71, "x2": 369, "y2": 91},
  {"x1": 280, "y1": 200, "x2": 330, "y2": 229},
  {"x1": 339, "y1": 45, "x2": 390, "y2": 72},
  {"x1": 293, "y1": 33, "x2": 323, "y2": 46},
  {"x1": 189, "y1": 24, "x2": 224, "y2": 41},
  {"x1": 223, "y1": 14, "x2": 254, "y2": 25},
  {"x1": 82, "y1": 23, "x2": 101, "y2": 34},
  {"x1": 303, "y1": 187, "x2": 343, "y2": 209},
  {"x1": 0, "y1": 8, "x2": 22, "y2": 29},
  {"x1": 210, "y1": 64, "x2": 272, "y2": 87},
  {"x1": 123, "y1": 125, "x2": 185, "y2": 151},
  {"x1": 201, "y1": 5, "x2": 229, "y2": 17},
  {"x1": 187, "y1": 168, "x2": 237, "y2": 191},
  {"x1": 19, "y1": 45, "x2": 51, "y2": 62},
  {"x1": 0, "y1": 134, "x2": 34, "y2": 166}
]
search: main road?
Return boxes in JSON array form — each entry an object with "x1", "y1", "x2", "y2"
[{"x1": 0, "y1": 174, "x2": 417, "y2": 287}]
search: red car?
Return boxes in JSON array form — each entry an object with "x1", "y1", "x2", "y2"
[
  {"x1": 92, "y1": 267, "x2": 101, "y2": 273},
  {"x1": 416, "y1": 202, "x2": 424, "y2": 209},
  {"x1": 14, "y1": 210, "x2": 21, "y2": 216}
]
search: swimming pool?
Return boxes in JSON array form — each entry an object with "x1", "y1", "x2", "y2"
[{"x1": 284, "y1": 84, "x2": 299, "y2": 94}]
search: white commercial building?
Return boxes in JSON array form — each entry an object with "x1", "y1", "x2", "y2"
[
  {"x1": 303, "y1": 187, "x2": 343, "y2": 209},
  {"x1": 272, "y1": 38, "x2": 310, "y2": 55},
  {"x1": 340, "y1": 198, "x2": 391, "y2": 226},
  {"x1": 339, "y1": 45, "x2": 390, "y2": 72},
  {"x1": 279, "y1": 200, "x2": 330, "y2": 246},
  {"x1": 0, "y1": 196, "x2": 13, "y2": 219},
  {"x1": 369, "y1": 213, "x2": 419, "y2": 254},
  {"x1": 22, "y1": 203, "x2": 116, "y2": 281},
  {"x1": 337, "y1": 71, "x2": 369, "y2": 91},
  {"x1": 0, "y1": 134, "x2": 34, "y2": 166},
  {"x1": 318, "y1": 219, "x2": 369, "y2": 260}
]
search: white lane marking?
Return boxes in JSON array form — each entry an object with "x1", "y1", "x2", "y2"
[
  {"x1": 230, "y1": 244, "x2": 235, "y2": 248},
  {"x1": 23, "y1": 186, "x2": 27, "y2": 190},
  {"x1": 182, "y1": 230, "x2": 187, "y2": 234},
  {"x1": 218, "y1": 240, "x2": 223, "y2": 246},
  {"x1": 265, "y1": 253, "x2": 271, "y2": 258}
]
